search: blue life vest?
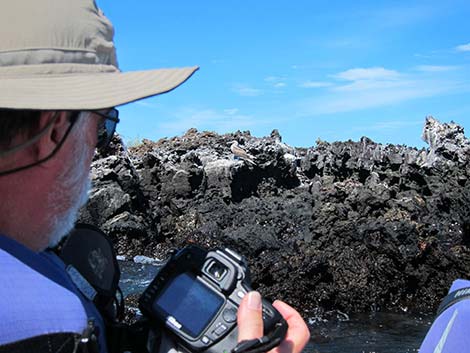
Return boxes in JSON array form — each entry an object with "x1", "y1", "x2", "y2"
[
  {"x1": 419, "y1": 279, "x2": 470, "y2": 352},
  {"x1": 0, "y1": 235, "x2": 108, "y2": 353}
]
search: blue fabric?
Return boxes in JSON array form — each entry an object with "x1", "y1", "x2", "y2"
[
  {"x1": 0, "y1": 235, "x2": 108, "y2": 353},
  {"x1": 419, "y1": 279, "x2": 470, "y2": 353}
]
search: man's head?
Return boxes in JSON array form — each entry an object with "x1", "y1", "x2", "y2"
[
  {"x1": 0, "y1": 0, "x2": 197, "y2": 251},
  {"x1": 0, "y1": 109, "x2": 110, "y2": 250},
  {"x1": 0, "y1": 108, "x2": 119, "y2": 176}
]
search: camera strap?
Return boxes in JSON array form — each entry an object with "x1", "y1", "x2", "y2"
[
  {"x1": 59, "y1": 224, "x2": 125, "y2": 322},
  {"x1": 59, "y1": 224, "x2": 147, "y2": 352},
  {"x1": 231, "y1": 321, "x2": 288, "y2": 353}
]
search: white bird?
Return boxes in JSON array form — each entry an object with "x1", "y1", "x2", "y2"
[{"x1": 229, "y1": 141, "x2": 257, "y2": 165}]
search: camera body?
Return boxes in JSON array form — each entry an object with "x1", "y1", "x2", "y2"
[{"x1": 139, "y1": 246, "x2": 287, "y2": 353}]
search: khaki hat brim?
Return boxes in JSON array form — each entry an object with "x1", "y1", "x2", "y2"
[{"x1": 0, "y1": 66, "x2": 198, "y2": 110}]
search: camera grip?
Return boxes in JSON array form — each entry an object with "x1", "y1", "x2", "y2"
[{"x1": 202, "y1": 299, "x2": 288, "y2": 353}]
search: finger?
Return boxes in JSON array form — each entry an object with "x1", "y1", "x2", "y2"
[
  {"x1": 271, "y1": 300, "x2": 310, "y2": 353},
  {"x1": 237, "y1": 291, "x2": 264, "y2": 342}
]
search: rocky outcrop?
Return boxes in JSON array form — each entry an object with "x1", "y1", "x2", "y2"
[{"x1": 79, "y1": 117, "x2": 470, "y2": 316}]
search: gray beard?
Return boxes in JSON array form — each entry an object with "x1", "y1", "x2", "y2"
[
  {"x1": 46, "y1": 176, "x2": 91, "y2": 249},
  {"x1": 45, "y1": 114, "x2": 93, "y2": 250}
]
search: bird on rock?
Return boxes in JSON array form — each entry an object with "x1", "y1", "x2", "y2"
[{"x1": 229, "y1": 141, "x2": 257, "y2": 165}]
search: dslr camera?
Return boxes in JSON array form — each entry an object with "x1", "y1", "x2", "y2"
[
  {"x1": 59, "y1": 225, "x2": 287, "y2": 353},
  {"x1": 139, "y1": 245, "x2": 288, "y2": 353}
]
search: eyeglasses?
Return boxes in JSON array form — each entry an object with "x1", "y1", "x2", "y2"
[{"x1": 91, "y1": 108, "x2": 120, "y2": 150}]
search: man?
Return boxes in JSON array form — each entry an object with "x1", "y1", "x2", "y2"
[{"x1": 0, "y1": 1, "x2": 310, "y2": 352}]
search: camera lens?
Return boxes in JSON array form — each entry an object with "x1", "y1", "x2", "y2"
[{"x1": 207, "y1": 260, "x2": 227, "y2": 281}]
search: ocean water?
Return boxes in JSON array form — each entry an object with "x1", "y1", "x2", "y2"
[
  {"x1": 305, "y1": 311, "x2": 431, "y2": 353},
  {"x1": 119, "y1": 261, "x2": 432, "y2": 353}
]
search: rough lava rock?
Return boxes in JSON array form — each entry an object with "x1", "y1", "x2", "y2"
[{"x1": 79, "y1": 117, "x2": 470, "y2": 318}]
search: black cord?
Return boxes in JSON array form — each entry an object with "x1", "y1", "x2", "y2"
[{"x1": 0, "y1": 111, "x2": 80, "y2": 177}]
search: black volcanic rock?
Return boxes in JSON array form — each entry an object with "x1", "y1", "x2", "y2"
[{"x1": 79, "y1": 117, "x2": 470, "y2": 317}]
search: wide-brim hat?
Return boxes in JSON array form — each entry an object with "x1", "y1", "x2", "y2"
[{"x1": 0, "y1": 0, "x2": 198, "y2": 110}]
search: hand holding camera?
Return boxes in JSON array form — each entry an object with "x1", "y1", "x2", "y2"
[
  {"x1": 139, "y1": 246, "x2": 303, "y2": 353},
  {"x1": 237, "y1": 293, "x2": 310, "y2": 353}
]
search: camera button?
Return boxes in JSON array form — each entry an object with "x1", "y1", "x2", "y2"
[
  {"x1": 223, "y1": 308, "x2": 237, "y2": 323},
  {"x1": 262, "y1": 307, "x2": 274, "y2": 318},
  {"x1": 213, "y1": 324, "x2": 228, "y2": 336}
]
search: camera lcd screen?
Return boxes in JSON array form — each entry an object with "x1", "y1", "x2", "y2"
[{"x1": 153, "y1": 272, "x2": 225, "y2": 338}]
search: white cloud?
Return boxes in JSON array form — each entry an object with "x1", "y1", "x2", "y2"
[
  {"x1": 264, "y1": 76, "x2": 287, "y2": 88},
  {"x1": 300, "y1": 81, "x2": 333, "y2": 88},
  {"x1": 135, "y1": 101, "x2": 157, "y2": 108},
  {"x1": 334, "y1": 67, "x2": 401, "y2": 81},
  {"x1": 414, "y1": 53, "x2": 434, "y2": 59},
  {"x1": 415, "y1": 65, "x2": 458, "y2": 72},
  {"x1": 296, "y1": 66, "x2": 467, "y2": 116},
  {"x1": 364, "y1": 120, "x2": 423, "y2": 131},
  {"x1": 325, "y1": 37, "x2": 369, "y2": 49},
  {"x1": 264, "y1": 76, "x2": 283, "y2": 82},
  {"x1": 158, "y1": 108, "x2": 259, "y2": 136},
  {"x1": 223, "y1": 108, "x2": 239, "y2": 115},
  {"x1": 332, "y1": 78, "x2": 405, "y2": 93},
  {"x1": 233, "y1": 85, "x2": 263, "y2": 97},
  {"x1": 300, "y1": 81, "x2": 460, "y2": 116},
  {"x1": 456, "y1": 43, "x2": 470, "y2": 52}
]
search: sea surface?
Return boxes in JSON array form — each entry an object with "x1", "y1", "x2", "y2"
[{"x1": 119, "y1": 261, "x2": 432, "y2": 353}]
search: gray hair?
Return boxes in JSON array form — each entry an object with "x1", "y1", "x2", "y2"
[{"x1": 0, "y1": 109, "x2": 41, "y2": 147}]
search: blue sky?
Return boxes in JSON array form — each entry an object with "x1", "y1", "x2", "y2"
[{"x1": 98, "y1": 0, "x2": 470, "y2": 148}]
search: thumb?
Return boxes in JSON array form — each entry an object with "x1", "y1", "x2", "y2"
[{"x1": 237, "y1": 291, "x2": 264, "y2": 342}]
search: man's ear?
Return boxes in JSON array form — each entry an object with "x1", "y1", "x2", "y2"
[{"x1": 35, "y1": 111, "x2": 73, "y2": 160}]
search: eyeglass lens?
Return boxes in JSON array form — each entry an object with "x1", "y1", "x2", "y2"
[{"x1": 96, "y1": 109, "x2": 118, "y2": 150}]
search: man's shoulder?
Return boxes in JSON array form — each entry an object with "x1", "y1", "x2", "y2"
[
  {"x1": 0, "y1": 236, "x2": 88, "y2": 346},
  {"x1": 0, "y1": 234, "x2": 74, "y2": 288}
]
